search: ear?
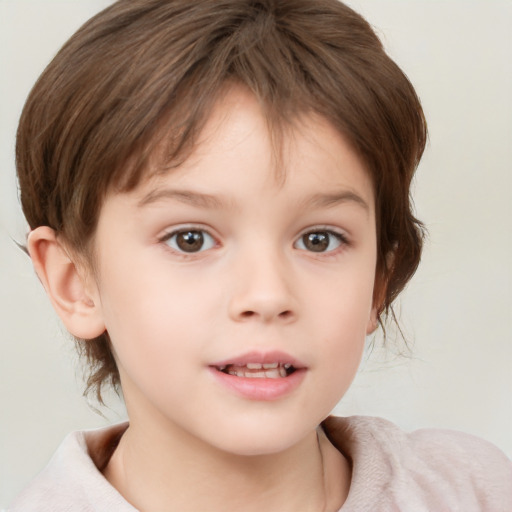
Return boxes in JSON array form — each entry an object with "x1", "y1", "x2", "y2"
[
  {"x1": 367, "y1": 273, "x2": 387, "y2": 334},
  {"x1": 366, "y1": 305, "x2": 380, "y2": 335},
  {"x1": 27, "y1": 226, "x2": 106, "y2": 339},
  {"x1": 366, "y1": 250, "x2": 394, "y2": 335}
]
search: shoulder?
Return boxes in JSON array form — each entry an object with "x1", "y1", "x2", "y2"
[
  {"x1": 8, "y1": 423, "x2": 133, "y2": 512},
  {"x1": 323, "y1": 415, "x2": 512, "y2": 512}
]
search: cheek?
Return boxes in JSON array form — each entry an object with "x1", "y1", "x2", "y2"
[
  {"x1": 318, "y1": 296, "x2": 369, "y2": 372},
  {"x1": 306, "y1": 261, "x2": 375, "y2": 394},
  {"x1": 312, "y1": 255, "x2": 376, "y2": 330},
  {"x1": 95, "y1": 255, "x2": 219, "y2": 374}
]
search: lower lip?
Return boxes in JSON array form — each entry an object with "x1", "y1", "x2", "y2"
[{"x1": 209, "y1": 367, "x2": 307, "y2": 401}]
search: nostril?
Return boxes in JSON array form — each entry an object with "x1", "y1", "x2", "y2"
[{"x1": 238, "y1": 310, "x2": 292, "y2": 321}]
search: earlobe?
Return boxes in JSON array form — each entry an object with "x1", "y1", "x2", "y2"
[
  {"x1": 367, "y1": 250, "x2": 394, "y2": 335},
  {"x1": 27, "y1": 226, "x2": 106, "y2": 339},
  {"x1": 366, "y1": 306, "x2": 379, "y2": 335},
  {"x1": 367, "y1": 275, "x2": 387, "y2": 336}
]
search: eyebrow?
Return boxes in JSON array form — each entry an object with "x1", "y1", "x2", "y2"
[
  {"x1": 137, "y1": 187, "x2": 370, "y2": 213},
  {"x1": 304, "y1": 190, "x2": 370, "y2": 212},
  {"x1": 137, "y1": 188, "x2": 225, "y2": 209}
]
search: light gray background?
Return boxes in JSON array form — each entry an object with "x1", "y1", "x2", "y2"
[{"x1": 1, "y1": 0, "x2": 511, "y2": 507}]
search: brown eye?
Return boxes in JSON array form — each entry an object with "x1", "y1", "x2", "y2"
[
  {"x1": 303, "y1": 232, "x2": 329, "y2": 252},
  {"x1": 165, "y1": 229, "x2": 215, "y2": 253},
  {"x1": 295, "y1": 230, "x2": 345, "y2": 253}
]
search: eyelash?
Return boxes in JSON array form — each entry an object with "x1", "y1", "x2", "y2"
[
  {"x1": 294, "y1": 228, "x2": 350, "y2": 255},
  {"x1": 159, "y1": 226, "x2": 217, "y2": 256},
  {"x1": 159, "y1": 226, "x2": 350, "y2": 257}
]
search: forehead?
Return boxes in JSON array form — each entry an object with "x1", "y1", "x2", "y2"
[{"x1": 135, "y1": 86, "x2": 374, "y2": 208}]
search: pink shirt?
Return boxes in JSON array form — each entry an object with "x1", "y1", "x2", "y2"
[{"x1": 9, "y1": 416, "x2": 512, "y2": 511}]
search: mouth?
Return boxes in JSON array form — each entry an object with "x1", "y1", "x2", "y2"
[
  {"x1": 215, "y1": 362, "x2": 297, "y2": 379},
  {"x1": 209, "y1": 352, "x2": 306, "y2": 400}
]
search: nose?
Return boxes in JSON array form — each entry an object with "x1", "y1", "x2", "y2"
[{"x1": 227, "y1": 248, "x2": 297, "y2": 324}]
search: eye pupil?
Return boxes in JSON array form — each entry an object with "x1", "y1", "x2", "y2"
[
  {"x1": 303, "y1": 232, "x2": 329, "y2": 252},
  {"x1": 176, "y1": 231, "x2": 204, "y2": 252}
]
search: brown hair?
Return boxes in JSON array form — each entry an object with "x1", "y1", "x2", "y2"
[{"x1": 16, "y1": 0, "x2": 427, "y2": 402}]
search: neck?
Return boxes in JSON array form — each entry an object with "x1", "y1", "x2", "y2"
[{"x1": 103, "y1": 415, "x2": 350, "y2": 512}]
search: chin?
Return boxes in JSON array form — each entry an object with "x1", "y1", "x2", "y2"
[{"x1": 200, "y1": 416, "x2": 318, "y2": 457}]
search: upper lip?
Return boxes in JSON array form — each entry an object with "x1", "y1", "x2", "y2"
[{"x1": 210, "y1": 350, "x2": 306, "y2": 369}]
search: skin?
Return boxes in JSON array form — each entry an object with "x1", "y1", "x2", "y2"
[{"x1": 29, "y1": 86, "x2": 379, "y2": 511}]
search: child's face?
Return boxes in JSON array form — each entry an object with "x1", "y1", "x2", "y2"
[{"x1": 90, "y1": 86, "x2": 378, "y2": 455}]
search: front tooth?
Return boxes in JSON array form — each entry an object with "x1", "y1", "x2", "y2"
[
  {"x1": 262, "y1": 363, "x2": 279, "y2": 369},
  {"x1": 246, "y1": 363, "x2": 263, "y2": 370},
  {"x1": 245, "y1": 371, "x2": 266, "y2": 378},
  {"x1": 279, "y1": 367, "x2": 287, "y2": 377},
  {"x1": 264, "y1": 369, "x2": 281, "y2": 379}
]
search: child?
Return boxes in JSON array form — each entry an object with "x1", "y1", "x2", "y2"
[{"x1": 8, "y1": 0, "x2": 512, "y2": 510}]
